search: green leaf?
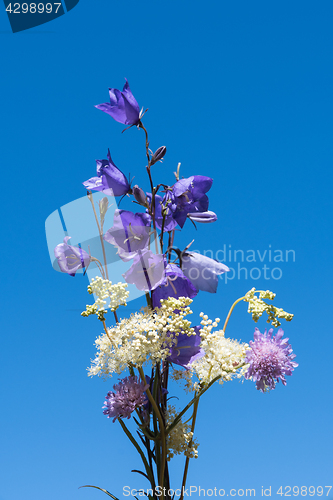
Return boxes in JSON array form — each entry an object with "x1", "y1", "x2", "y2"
[
  {"x1": 131, "y1": 469, "x2": 150, "y2": 480},
  {"x1": 79, "y1": 485, "x2": 119, "y2": 500}
]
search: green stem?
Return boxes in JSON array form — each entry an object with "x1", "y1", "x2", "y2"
[
  {"x1": 138, "y1": 367, "x2": 166, "y2": 499},
  {"x1": 87, "y1": 191, "x2": 109, "y2": 281},
  {"x1": 179, "y1": 398, "x2": 199, "y2": 500},
  {"x1": 117, "y1": 418, "x2": 155, "y2": 489},
  {"x1": 165, "y1": 375, "x2": 221, "y2": 436},
  {"x1": 223, "y1": 296, "x2": 245, "y2": 333}
]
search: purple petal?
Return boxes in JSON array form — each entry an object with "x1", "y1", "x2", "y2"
[
  {"x1": 123, "y1": 250, "x2": 166, "y2": 291},
  {"x1": 188, "y1": 211, "x2": 217, "y2": 223},
  {"x1": 152, "y1": 263, "x2": 198, "y2": 308},
  {"x1": 181, "y1": 253, "x2": 229, "y2": 293},
  {"x1": 167, "y1": 326, "x2": 204, "y2": 368}
]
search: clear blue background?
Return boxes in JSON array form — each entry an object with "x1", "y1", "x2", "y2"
[{"x1": 1, "y1": 1, "x2": 332, "y2": 499}]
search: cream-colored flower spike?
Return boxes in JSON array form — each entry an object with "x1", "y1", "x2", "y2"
[
  {"x1": 244, "y1": 287, "x2": 294, "y2": 327},
  {"x1": 82, "y1": 277, "x2": 129, "y2": 319}
]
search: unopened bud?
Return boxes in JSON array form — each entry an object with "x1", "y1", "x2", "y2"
[
  {"x1": 188, "y1": 211, "x2": 217, "y2": 223},
  {"x1": 151, "y1": 146, "x2": 167, "y2": 165},
  {"x1": 98, "y1": 197, "x2": 109, "y2": 224},
  {"x1": 133, "y1": 185, "x2": 147, "y2": 206}
]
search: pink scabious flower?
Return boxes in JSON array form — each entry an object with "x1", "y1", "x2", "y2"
[
  {"x1": 103, "y1": 376, "x2": 148, "y2": 422},
  {"x1": 244, "y1": 328, "x2": 298, "y2": 392}
]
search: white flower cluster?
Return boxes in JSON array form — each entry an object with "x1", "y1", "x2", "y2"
[
  {"x1": 244, "y1": 288, "x2": 294, "y2": 327},
  {"x1": 190, "y1": 313, "x2": 249, "y2": 388},
  {"x1": 171, "y1": 314, "x2": 249, "y2": 391},
  {"x1": 82, "y1": 277, "x2": 129, "y2": 319},
  {"x1": 165, "y1": 405, "x2": 199, "y2": 461},
  {"x1": 88, "y1": 297, "x2": 194, "y2": 377}
]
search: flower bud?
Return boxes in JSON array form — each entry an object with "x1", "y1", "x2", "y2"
[
  {"x1": 151, "y1": 146, "x2": 167, "y2": 165},
  {"x1": 133, "y1": 185, "x2": 147, "y2": 206},
  {"x1": 188, "y1": 211, "x2": 217, "y2": 223},
  {"x1": 99, "y1": 197, "x2": 109, "y2": 221}
]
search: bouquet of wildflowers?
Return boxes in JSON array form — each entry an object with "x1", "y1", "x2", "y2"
[{"x1": 53, "y1": 80, "x2": 298, "y2": 500}]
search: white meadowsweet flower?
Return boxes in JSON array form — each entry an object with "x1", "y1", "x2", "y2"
[
  {"x1": 187, "y1": 314, "x2": 249, "y2": 388},
  {"x1": 82, "y1": 277, "x2": 129, "y2": 319},
  {"x1": 165, "y1": 405, "x2": 199, "y2": 460},
  {"x1": 88, "y1": 297, "x2": 195, "y2": 377},
  {"x1": 191, "y1": 329, "x2": 249, "y2": 387},
  {"x1": 244, "y1": 287, "x2": 294, "y2": 327}
]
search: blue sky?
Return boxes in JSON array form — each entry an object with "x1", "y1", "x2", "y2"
[{"x1": 1, "y1": 1, "x2": 333, "y2": 499}]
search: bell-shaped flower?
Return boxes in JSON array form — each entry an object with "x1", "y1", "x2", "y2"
[
  {"x1": 152, "y1": 263, "x2": 198, "y2": 308},
  {"x1": 146, "y1": 191, "x2": 178, "y2": 232},
  {"x1": 188, "y1": 210, "x2": 217, "y2": 223},
  {"x1": 95, "y1": 79, "x2": 140, "y2": 125},
  {"x1": 167, "y1": 326, "x2": 204, "y2": 369},
  {"x1": 104, "y1": 210, "x2": 151, "y2": 262},
  {"x1": 172, "y1": 175, "x2": 213, "y2": 228},
  {"x1": 83, "y1": 149, "x2": 130, "y2": 196},
  {"x1": 123, "y1": 250, "x2": 166, "y2": 291},
  {"x1": 181, "y1": 252, "x2": 229, "y2": 293},
  {"x1": 54, "y1": 236, "x2": 91, "y2": 277}
]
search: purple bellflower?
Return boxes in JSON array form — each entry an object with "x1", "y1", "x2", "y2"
[
  {"x1": 95, "y1": 79, "x2": 140, "y2": 126},
  {"x1": 123, "y1": 250, "x2": 166, "y2": 291},
  {"x1": 104, "y1": 210, "x2": 151, "y2": 261},
  {"x1": 103, "y1": 376, "x2": 148, "y2": 422},
  {"x1": 152, "y1": 263, "x2": 198, "y2": 308},
  {"x1": 83, "y1": 149, "x2": 130, "y2": 197},
  {"x1": 146, "y1": 192, "x2": 178, "y2": 232},
  {"x1": 54, "y1": 236, "x2": 91, "y2": 277},
  {"x1": 244, "y1": 328, "x2": 298, "y2": 392},
  {"x1": 181, "y1": 252, "x2": 230, "y2": 293},
  {"x1": 167, "y1": 326, "x2": 204, "y2": 369},
  {"x1": 173, "y1": 175, "x2": 213, "y2": 228}
]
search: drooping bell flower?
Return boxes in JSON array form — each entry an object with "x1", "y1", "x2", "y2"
[
  {"x1": 83, "y1": 149, "x2": 130, "y2": 197},
  {"x1": 181, "y1": 252, "x2": 229, "y2": 293},
  {"x1": 172, "y1": 175, "x2": 213, "y2": 228},
  {"x1": 152, "y1": 263, "x2": 198, "y2": 308},
  {"x1": 146, "y1": 191, "x2": 178, "y2": 232},
  {"x1": 167, "y1": 326, "x2": 204, "y2": 369},
  {"x1": 244, "y1": 328, "x2": 298, "y2": 392},
  {"x1": 123, "y1": 250, "x2": 166, "y2": 291},
  {"x1": 104, "y1": 210, "x2": 151, "y2": 261},
  {"x1": 95, "y1": 79, "x2": 140, "y2": 126},
  {"x1": 188, "y1": 210, "x2": 217, "y2": 223},
  {"x1": 54, "y1": 236, "x2": 91, "y2": 277}
]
